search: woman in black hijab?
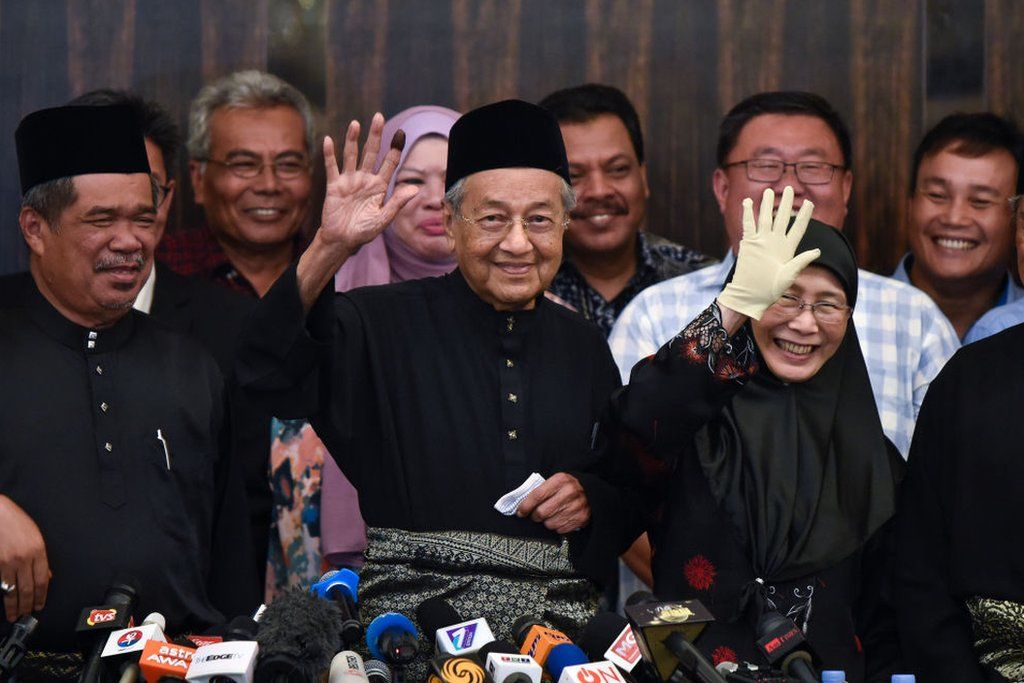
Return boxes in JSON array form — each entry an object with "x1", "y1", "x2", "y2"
[{"x1": 611, "y1": 187, "x2": 902, "y2": 681}]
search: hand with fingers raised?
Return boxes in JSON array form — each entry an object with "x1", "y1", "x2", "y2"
[
  {"x1": 717, "y1": 186, "x2": 820, "y2": 321},
  {"x1": 297, "y1": 113, "x2": 421, "y2": 308}
]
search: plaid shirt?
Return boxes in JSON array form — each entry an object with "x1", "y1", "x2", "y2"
[
  {"x1": 156, "y1": 227, "x2": 260, "y2": 298},
  {"x1": 548, "y1": 232, "x2": 715, "y2": 336},
  {"x1": 608, "y1": 252, "x2": 959, "y2": 458}
]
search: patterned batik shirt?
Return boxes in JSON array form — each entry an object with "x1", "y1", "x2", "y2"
[
  {"x1": 608, "y1": 251, "x2": 960, "y2": 458},
  {"x1": 548, "y1": 231, "x2": 715, "y2": 336}
]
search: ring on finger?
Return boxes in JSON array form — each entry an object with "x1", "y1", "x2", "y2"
[{"x1": 0, "y1": 580, "x2": 15, "y2": 595}]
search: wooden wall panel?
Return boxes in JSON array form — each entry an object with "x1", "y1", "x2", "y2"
[{"x1": 1, "y1": 1, "x2": 1022, "y2": 276}]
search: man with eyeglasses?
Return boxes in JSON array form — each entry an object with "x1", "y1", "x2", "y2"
[
  {"x1": 236, "y1": 101, "x2": 636, "y2": 667},
  {"x1": 157, "y1": 70, "x2": 314, "y2": 298},
  {"x1": 892, "y1": 113, "x2": 1024, "y2": 342}
]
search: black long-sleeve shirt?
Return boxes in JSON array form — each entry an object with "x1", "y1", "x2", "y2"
[
  {"x1": 235, "y1": 265, "x2": 634, "y2": 581},
  {"x1": 0, "y1": 273, "x2": 257, "y2": 651}
]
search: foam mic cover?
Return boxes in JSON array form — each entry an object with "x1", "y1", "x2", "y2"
[
  {"x1": 365, "y1": 612, "x2": 419, "y2": 667},
  {"x1": 224, "y1": 615, "x2": 259, "y2": 642},
  {"x1": 329, "y1": 651, "x2": 369, "y2": 682},
  {"x1": 418, "y1": 596, "x2": 496, "y2": 655},
  {"x1": 544, "y1": 644, "x2": 588, "y2": 681},
  {"x1": 426, "y1": 655, "x2": 490, "y2": 682},
  {"x1": 754, "y1": 611, "x2": 818, "y2": 683},
  {"x1": 255, "y1": 587, "x2": 346, "y2": 681},
  {"x1": 363, "y1": 659, "x2": 391, "y2": 683},
  {"x1": 0, "y1": 615, "x2": 38, "y2": 675},
  {"x1": 311, "y1": 569, "x2": 363, "y2": 647},
  {"x1": 576, "y1": 612, "x2": 644, "y2": 675}
]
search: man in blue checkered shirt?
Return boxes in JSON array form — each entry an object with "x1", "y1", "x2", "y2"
[
  {"x1": 610, "y1": 91, "x2": 958, "y2": 460},
  {"x1": 608, "y1": 91, "x2": 959, "y2": 598}
]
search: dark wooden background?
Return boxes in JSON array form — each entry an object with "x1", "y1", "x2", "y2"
[{"x1": 2, "y1": 0, "x2": 1021, "y2": 275}]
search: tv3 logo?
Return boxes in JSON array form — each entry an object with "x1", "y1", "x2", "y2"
[
  {"x1": 87, "y1": 608, "x2": 117, "y2": 626},
  {"x1": 445, "y1": 623, "x2": 478, "y2": 650}
]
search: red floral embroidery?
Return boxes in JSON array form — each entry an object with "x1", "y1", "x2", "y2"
[
  {"x1": 711, "y1": 646, "x2": 737, "y2": 666},
  {"x1": 683, "y1": 554, "x2": 717, "y2": 591}
]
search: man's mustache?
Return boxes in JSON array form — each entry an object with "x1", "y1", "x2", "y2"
[{"x1": 94, "y1": 253, "x2": 145, "y2": 271}]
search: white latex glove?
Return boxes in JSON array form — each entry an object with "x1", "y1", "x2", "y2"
[{"x1": 717, "y1": 186, "x2": 820, "y2": 320}]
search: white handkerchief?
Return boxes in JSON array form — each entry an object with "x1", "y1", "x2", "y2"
[{"x1": 493, "y1": 472, "x2": 546, "y2": 516}]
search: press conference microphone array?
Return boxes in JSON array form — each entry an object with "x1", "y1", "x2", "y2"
[
  {"x1": 254, "y1": 586, "x2": 346, "y2": 682},
  {"x1": 479, "y1": 640, "x2": 541, "y2": 683},
  {"x1": 417, "y1": 595, "x2": 496, "y2": 656},
  {"x1": 624, "y1": 591, "x2": 716, "y2": 681},
  {"x1": 754, "y1": 611, "x2": 818, "y2": 683},
  {"x1": 0, "y1": 614, "x2": 38, "y2": 677},
  {"x1": 329, "y1": 650, "x2": 369, "y2": 682},
  {"x1": 365, "y1": 612, "x2": 419, "y2": 681},
  {"x1": 78, "y1": 579, "x2": 139, "y2": 683},
  {"x1": 311, "y1": 569, "x2": 363, "y2": 647}
]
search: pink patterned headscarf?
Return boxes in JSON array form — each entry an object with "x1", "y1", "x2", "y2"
[{"x1": 333, "y1": 105, "x2": 461, "y2": 291}]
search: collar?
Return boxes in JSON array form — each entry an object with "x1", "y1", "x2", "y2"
[
  {"x1": 23, "y1": 275, "x2": 136, "y2": 353},
  {"x1": 132, "y1": 265, "x2": 156, "y2": 314},
  {"x1": 444, "y1": 268, "x2": 542, "y2": 328},
  {"x1": 891, "y1": 253, "x2": 913, "y2": 285},
  {"x1": 895, "y1": 251, "x2": 1022, "y2": 306}
]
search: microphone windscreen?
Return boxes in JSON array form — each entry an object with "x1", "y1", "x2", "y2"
[
  {"x1": 624, "y1": 590, "x2": 657, "y2": 607},
  {"x1": 256, "y1": 587, "x2": 345, "y2": 676},
  {"x1": 365, "y1": 612, "x2": 418, "y2": 661},
  {"x1": 575, "y1": 612, "x2": 627, "y2": 660},
  {"x1": 511, "y1": 616, "x2": 546, "y2": 647},
  {"x1": 544, "y1": 644, "x2": 588, "y2": 681},
  {"x1": 364, "y1": 658, "x2": 392, "y2": 682},
  {"x1": 417, "y1": 595, "x2": 463, "y2": 635},
  {"x1": 477, "y1": 639, "x2": 518, "y2": 659}
]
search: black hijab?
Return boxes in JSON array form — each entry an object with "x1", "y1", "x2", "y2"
[{"x1": 697, "y1": 220, "x2": 899, "y2": 587}]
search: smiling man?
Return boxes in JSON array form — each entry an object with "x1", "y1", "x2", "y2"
[
  {"x1": 157, "y1": 70, "x2": 314, "y2": 298},
  {"x1": 0, "y1": 104, "x2": 254, "y2": 674},
  {"x1": 540, "y1": 84, "x2": 713, "y2": 334},
  {"x1": 892, "y1": 113, "x2": 1024, "y2": 340},
  {"x1": 236, "y1": 101, "x2": 635, "y2": 671}
]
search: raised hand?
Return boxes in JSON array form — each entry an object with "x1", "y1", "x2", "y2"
[
  {"x1": 717, "y1": 186, "x2": 819, "y2": 320},
  {"x1": 318, "y1": 113, "x2": 419, "y2": 255}
]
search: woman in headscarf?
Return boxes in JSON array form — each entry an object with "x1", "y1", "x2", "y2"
[
  {"x1": 610, "y1": 187, "x2": 902, "y2": 682},
  {"x1": 317, "y1": 105, "x2": 460, "y2": 569}
]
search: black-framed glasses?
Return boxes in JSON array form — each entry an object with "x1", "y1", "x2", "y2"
[
  {"x1": 723, "y1": 159, "x2": 845, "y2": 185},
  {"x1": 157, "y1": 183, "x2": 172, "y2": 206},
  {"x1": 773, "y1": 294, "x2": 851, "y2": 324},
  {"x1": 459, "y1": 212, "x2": 569, "y2": 239},
  {"x1": 199, "y1": 157, "x2": 311, "y2": 179}
]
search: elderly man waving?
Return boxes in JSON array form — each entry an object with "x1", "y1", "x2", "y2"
[{"x1": 237, "y1": 101, "x2": 633, "y2": 648}]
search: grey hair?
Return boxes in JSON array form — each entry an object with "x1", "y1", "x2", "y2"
[
  {"x1": 187, "y1": 70, "x2": 315, "y2": 159},
  {"x1": 22, "y1": 177, "x2": 77, "y2": 228},
  {"x1": 443, "y1": 176, "x2": 576, "y2": 216},
  {"x1": 22, "y1": 175, "x2": 159, "y2": 230}
]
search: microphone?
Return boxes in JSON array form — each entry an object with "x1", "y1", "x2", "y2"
[
  {"x1": 255, "y1": 587, "x2": 347, "y2": 681},
  {"x1": 311, "y1": 569, "x2": 363, "y2": 647},
  {"x1": 329, "y1": 650, "x2": 369, "y2": 682},
  {"x1": 479, "y1": 640, "x2": 541, "y2": 683},
  {"x1": 417, "y1": 595, "x2": 496, "y2": 656},
  {"x1": 514, "y1": 619, "x2": 572, "y2": 669},
  {"x1": 366, "y1": 611, "x2": 419, "y2": 674},
  {"x1": 185, "y1": 640, "x2": 259, "y2": 682},
  {"x1": 576, "y1": 612, "x2": 649, "y2": 680},
  {"x1": 77, "y1": 580, "x2": 139, "y2": 683},
  {"x1": 662, "y1": 633, "x2": 726, "y2": 683},
  {"x1": 100, "y1": 612, "x2": 168, "y2": 679},
  {"x1": 0, "y1": 615, "x2": 38, "y2": 677},
  {"x1": 138, "y1": 640, "x2": 197, "y2": 682},
  {"x1": 426, "y1": 654, "x2": 491, "y2": 682},
  {"x1": 544, "y1": 643, "x2": 589, "y2": 681},
  {"x1": 754, "y1": 611, "x2": 818, "y2": 683},
  {"x1": 364, "y1": 659, "x2": 391, "y2": 683},
  {"x1": 555, "y1": 661, "x2": 627, "y2": 683},
  {"x1": 624, "y1": 593, "x2": 716, "y2": 681}
]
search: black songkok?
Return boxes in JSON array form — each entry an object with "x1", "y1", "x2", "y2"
[
  {"x1": 445, "y1": 99, "x2": 570, "y2": 191},
  {"x1": 15, "y1": 104, "x2": 150, "y2": 194}
]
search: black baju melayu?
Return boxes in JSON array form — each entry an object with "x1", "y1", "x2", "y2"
[
  {"x1": 894, "y1": 324, "x2": 1024, "y2": 682},
  {"x1": 0, "y1": 273, "x2": 256, "y2": 653},
  {"x1": 608, "y1": 223, "x2": 902, "y2": 682}
]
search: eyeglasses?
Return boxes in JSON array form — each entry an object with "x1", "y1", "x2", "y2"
[
  {"x1": 723, "y1": 159, "x2": 845, "y2": 185},
  {"x1": 199, "y1": 157, "x2": 311, "y2": 179},
  {"x1": 459, "y1": 212, "x2": 569, "y2": 239},
  {"x1": 157, "y1": 183, "x2": 172, "y2": 207},
  {"x1": 772, "y1": 293, "x2": 851, "y2": 324}
]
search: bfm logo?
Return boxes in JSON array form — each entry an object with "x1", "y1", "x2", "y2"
[
  {"x1": 86, "y1": 609, "x2": 117, "y2": 626},
  {"x1": 446, "y1": 623, "x2": 478, "y2": 650},
  {"x1": 117, "y1": 629, "x2": 143, "y2": 648}
]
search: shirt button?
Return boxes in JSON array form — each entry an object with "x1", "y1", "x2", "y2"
[
  {"x1": 100, "y1": 402, "x2": 108, "y2": 412},
  {"x1": 508, "y1": 393, "x2": 517, "y2": 403},
  {"x1": 506, "y1": 359, "x2": 514, "y2": 368},
  {"x1": 507, "y1": 429, "x2": 517, "y2": 441},
  {"x1": 506, "y1": 316, "x2": 515, "y2": 332},
  {"x1": 104, "y1": 442, "x2": 112, "y2": 452},
  {"x1": 87, "y1": 340, "x2": 96, "y2": 349},
  {"x1": 88, "y1": 331, "x2": 98, "y2": 340},
  {"x1": 96, "y1": 365, "x2": 103, "y2": 375}
]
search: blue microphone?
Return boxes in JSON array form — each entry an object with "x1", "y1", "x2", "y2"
[
  {"x1": 366, "y1": 612, "x2": 419, "y2": 676},
  {"x1": 544, "y1": 643, "x2": 589, "y2": 681},
  {"x1": 311, "y1": 569, "x2": 362, "y2": 646}
]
